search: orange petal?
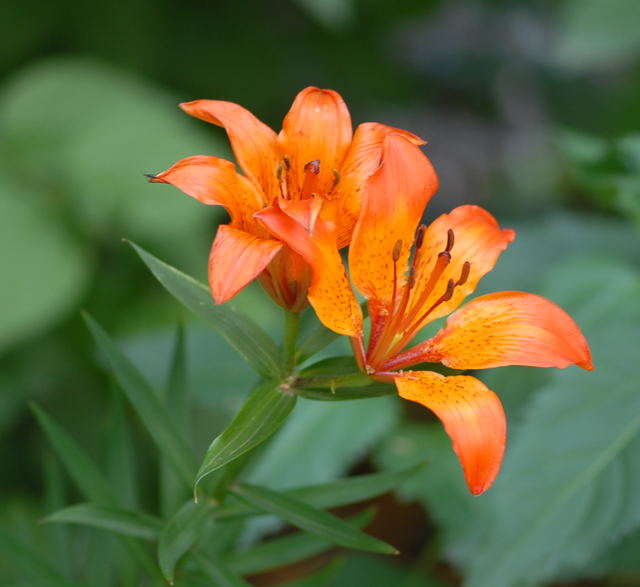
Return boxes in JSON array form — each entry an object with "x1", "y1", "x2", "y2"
[
  {"x1": 349, "y1": 131, "x2": 439, "y2": 315},
  {"x1": 397, "y1": 291, "x2": 594, "y2": 371},
  {"x1": 149, "y1": 155, "x2": 263, "y2": 231},
  {"x1": 395, "y1": 371, "x2": 506, "y2": 495},
  {"x1": 256, "y1": 200, "x2": 363, "y2": 336},
  {"x1": 258, "y1": 246, "x2": 312, "y2": 313},
  {"x1": 209, "y1": 225, "x2": 283, "y2": 304},
  {"x1": 407, "y1": 205, "x2": 515, "y2": 329},
  {"x1": 334, "y1": 123, "x2": 426, "y2": 247},
  {"x1": 278, "y1": 87, "x2": 353, "y2": 198},
  {"x1": 180, "y1": 100, "x2": 281, "y2": 200}
]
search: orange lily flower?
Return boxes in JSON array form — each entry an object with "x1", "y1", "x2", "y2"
[
  {"x1": 149, "y1": 87, "x2": 420, "y2": 312},
  {"x1": 257, "y1": 132, "x2": 593, "y2": 495}
]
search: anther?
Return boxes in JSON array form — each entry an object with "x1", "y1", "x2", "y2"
[
  {"x1": 331, "y1": 168, "x2": 341, "y2": 190},
  {"x1": 414, "y1": 224, "x2": 426, "y2": 250},
  {"x1": 283, "y1": 155, "x2": 291, "y2": 171},
  {"x1": 408, "y1": 266, "x2": 416, "y2": 289},
  {"x1": 304, "y1": 160, "x2": 320, "y2": 174},
  {"x1": 392, "y1": 239, "x2": 403, "y2": 262},
  {"x1": 445, "y1": 229, "x2": 455, "y2": 253},
  {"x1": 457, "y1": 261, "x2": 471, "y2": 286},
  {"x1": 441, "y1": 279, "x2": 455, "y2": 302},
  {"x1": 277, "y1": 161, "x2": 284, "y2": 181}
]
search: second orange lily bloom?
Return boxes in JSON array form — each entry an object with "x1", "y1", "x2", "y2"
[
  {"x1": 258, "y1": 131, "x2": 593, "y2": 495},
  {"x1": 150, "y1": 87, "x2": 421, "y2": 312}
]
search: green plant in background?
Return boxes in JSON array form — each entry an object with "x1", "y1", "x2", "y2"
[{"x1": 2, "y1": 1, "x2": 640, "y2": 585}]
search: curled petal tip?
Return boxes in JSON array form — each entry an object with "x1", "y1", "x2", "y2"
[{"x1": 144, "y1": 172, "x2": 160, "y2": 182}]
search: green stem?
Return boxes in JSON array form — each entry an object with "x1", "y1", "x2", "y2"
[{"x1": 281, "y1": 310, "x2": 301, "y2": 375}]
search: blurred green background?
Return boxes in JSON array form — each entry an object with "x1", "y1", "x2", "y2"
[{"x1": 1, "y1": 0, "x2": 639, "y2": 585}]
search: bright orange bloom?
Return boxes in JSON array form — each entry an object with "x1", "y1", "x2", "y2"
[
  {"x1": 149, "y1": 87, "x2": 421, "y2": 312},
  {"x1": 257, "y1": 132, "x2": 593, "y2": 495}
]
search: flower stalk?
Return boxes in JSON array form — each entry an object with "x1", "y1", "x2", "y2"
[{"x1": 281, "y1": 310, "x2": 301, "y2": 375}]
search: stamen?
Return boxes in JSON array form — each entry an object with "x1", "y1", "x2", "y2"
[
  {"x1": 283, "y1": 155, "x2": 291, "y2": 171},
  {"x1": 407, "y1": 266, "x2": 416, "y2": 289},
  {"x1": 277, "y1": 161, "x2": 284, "y2": 181},
  {"x1": 457, "y1": 261, "x2": 471, "y2": 286},
  {"x1": 301, "y1": 159, "x2": 321, "y2": 198},
  {"x1": 414, "y1": 224, "x2": 426, "y2": 250},
  {"x1": 331, "y1": 168, "x2": 341, "y2": 191},
  {"x1": 392, "y1": 239, "x2": 403, "y2": 262},
  {"x1": 445, "y1": 228, "x2": 455, "y2": 253},
  {"x1": 304, "y1": 160, "x2": 320, "y2": 175}
]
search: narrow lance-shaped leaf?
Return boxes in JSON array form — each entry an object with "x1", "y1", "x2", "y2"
[
  {"x1": 83, "y1": 313, "x2": 197, "y2": 490},
  {"x1": 194, "y1": 381, "x2": 296, "y2": 495},
  {"x1": 30, "y1": 404, "x2": 162, "y2": 580},
  {"x1": 31, "y1": 403, "x2": 115, "y2": 504},
  {"x1": 0, "y1": 529, "x2": 71, "y2": 583},
  {"x1": 215, "y1": 462, "x2": 427, "y2": 520},
  {"x1": 161, "y1": 324, "x2": 190, "y2": 516},
  {"x1": 230, "y1": 483, "x2": 397, "y2": 555},
  {"x1": 222, "y1": 510, "x2": 375, "y2": 575},
  {"x1": 194, "y1": 553, "x2": 252, "y2": 587},
  {"x1": 42, "y1": 503, "x2": 162, "y2": 540},
  {"x1": 128, "y1": 240, "x2": 281, "y2": 377},
  {"x1": 158, "y1": 500, "x2": 215, "y2": 584}
]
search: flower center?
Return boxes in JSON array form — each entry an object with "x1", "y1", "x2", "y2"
[
  {"x1": 368, "y1": 226, "x2": 471, "y2": 369},
  {"x1": 277, "y1": 158, "x2": 340, "y2": 200}
]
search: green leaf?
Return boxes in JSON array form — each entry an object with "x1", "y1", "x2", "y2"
[
  {"x1": 42, "y1": 503, "x2": 162, "y2": 540},
  {"x1": 160, "y1": 324, "x2": 190, "y2": 517},
  {"x1": 194, "y1": 381, "x2": 296, "y2": 494},
  {"x1": 297, "y1": 384, "x2": 395, "y2": 401},
  {"x1": 105, "y1": 386, "x2": 138, "y2": 510},
  {"x1": 246, "y1": 396, "x2": 399, "y2": 492},
  {"x1": 31, "y1": 404, "x2": 115, "y2": 504},
  {"x1": 128, "y1": 240, "x2": 281, "y2": 377},
  {"x1": 295, "y1": 356, "x2": 396, "y2": 398},
  {"x1": 222, "y1": 510, "x2": 375, "y2": 575},
  {"x1": 216, "y1": 464, "x2": 426, "y2": 520},
  {"x1": 158, "y1": 501, "x2": 215, "y2": 583},
  {"x1": 230, "y1": 483, "x2": 397, "y2": 555},
  {"x1": 31, "y1": 406, "x2": 163, "y2": 580},
  {"x1": 83, "y1": 313, "x2": 197, "y2": 490},
  {"x1": 465, "y1": 259, "x2": 640, "y2": 587},
  {"x1": 296, "y1": 323, "x2": 341, "y2": 363},
  {"x1": 286, "y1": 462, "x2": 427, "y2": 509},
  {"x1": 555, "y1": 0, "x2": 640, "y2": 71},
  {"x1": 193, "y1": 554, "x2": 252, "y2": 587},
  {"x1": 0, "y1": 529, "x2": 69, "y2": 582},
  {"x1": 0, "y1": 179, "x2": 89, "y2": 352}
]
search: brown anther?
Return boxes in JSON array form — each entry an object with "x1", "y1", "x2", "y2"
[
  {"x1": 441, "y1": 279, "x2": 455, "y2": 302},
  {"x1": 277, "y1": 160, "x2": 284, "y2": 181},
  {"x1": 392, "y1": 239, "x2": 403, "y2": 262},
  {"x1": 408, "y1": 266, "x2": 416, "y2": 289},
  {"x1": 414, "y1": 224, "x2": 426, "y2": 250},
  {"x1": 283, "y1": 155, "x2": 291, "y2": 171},
  {"x1": 304, "y1": 159, "x2": 320, "y2": 174},
  {"x1": 445, "y1": 229, "x2": 455, "y2": 253},
  {"x1": 331, "y1": 168, "x2": 341, "y2": 189},
  {"x1": 457, "y1": 261, "x2": 471, "y2": 286}
]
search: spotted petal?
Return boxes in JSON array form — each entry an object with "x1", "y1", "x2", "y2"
[
  {"x1": 392, "y1": 291, "x2": 594, "y2": 371},
  {"x1": 278, "y1": 87, "x2": 352, "y2": 199},
  {"x1": 395, "y1": 371, "x2": 506, "y2": 495},
  {"x1": 180, "y1": 100, "x2": 281, "y2": 201},
  {"x1": 149, "y1": 155, "x2": 263, "y2": 231}
]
